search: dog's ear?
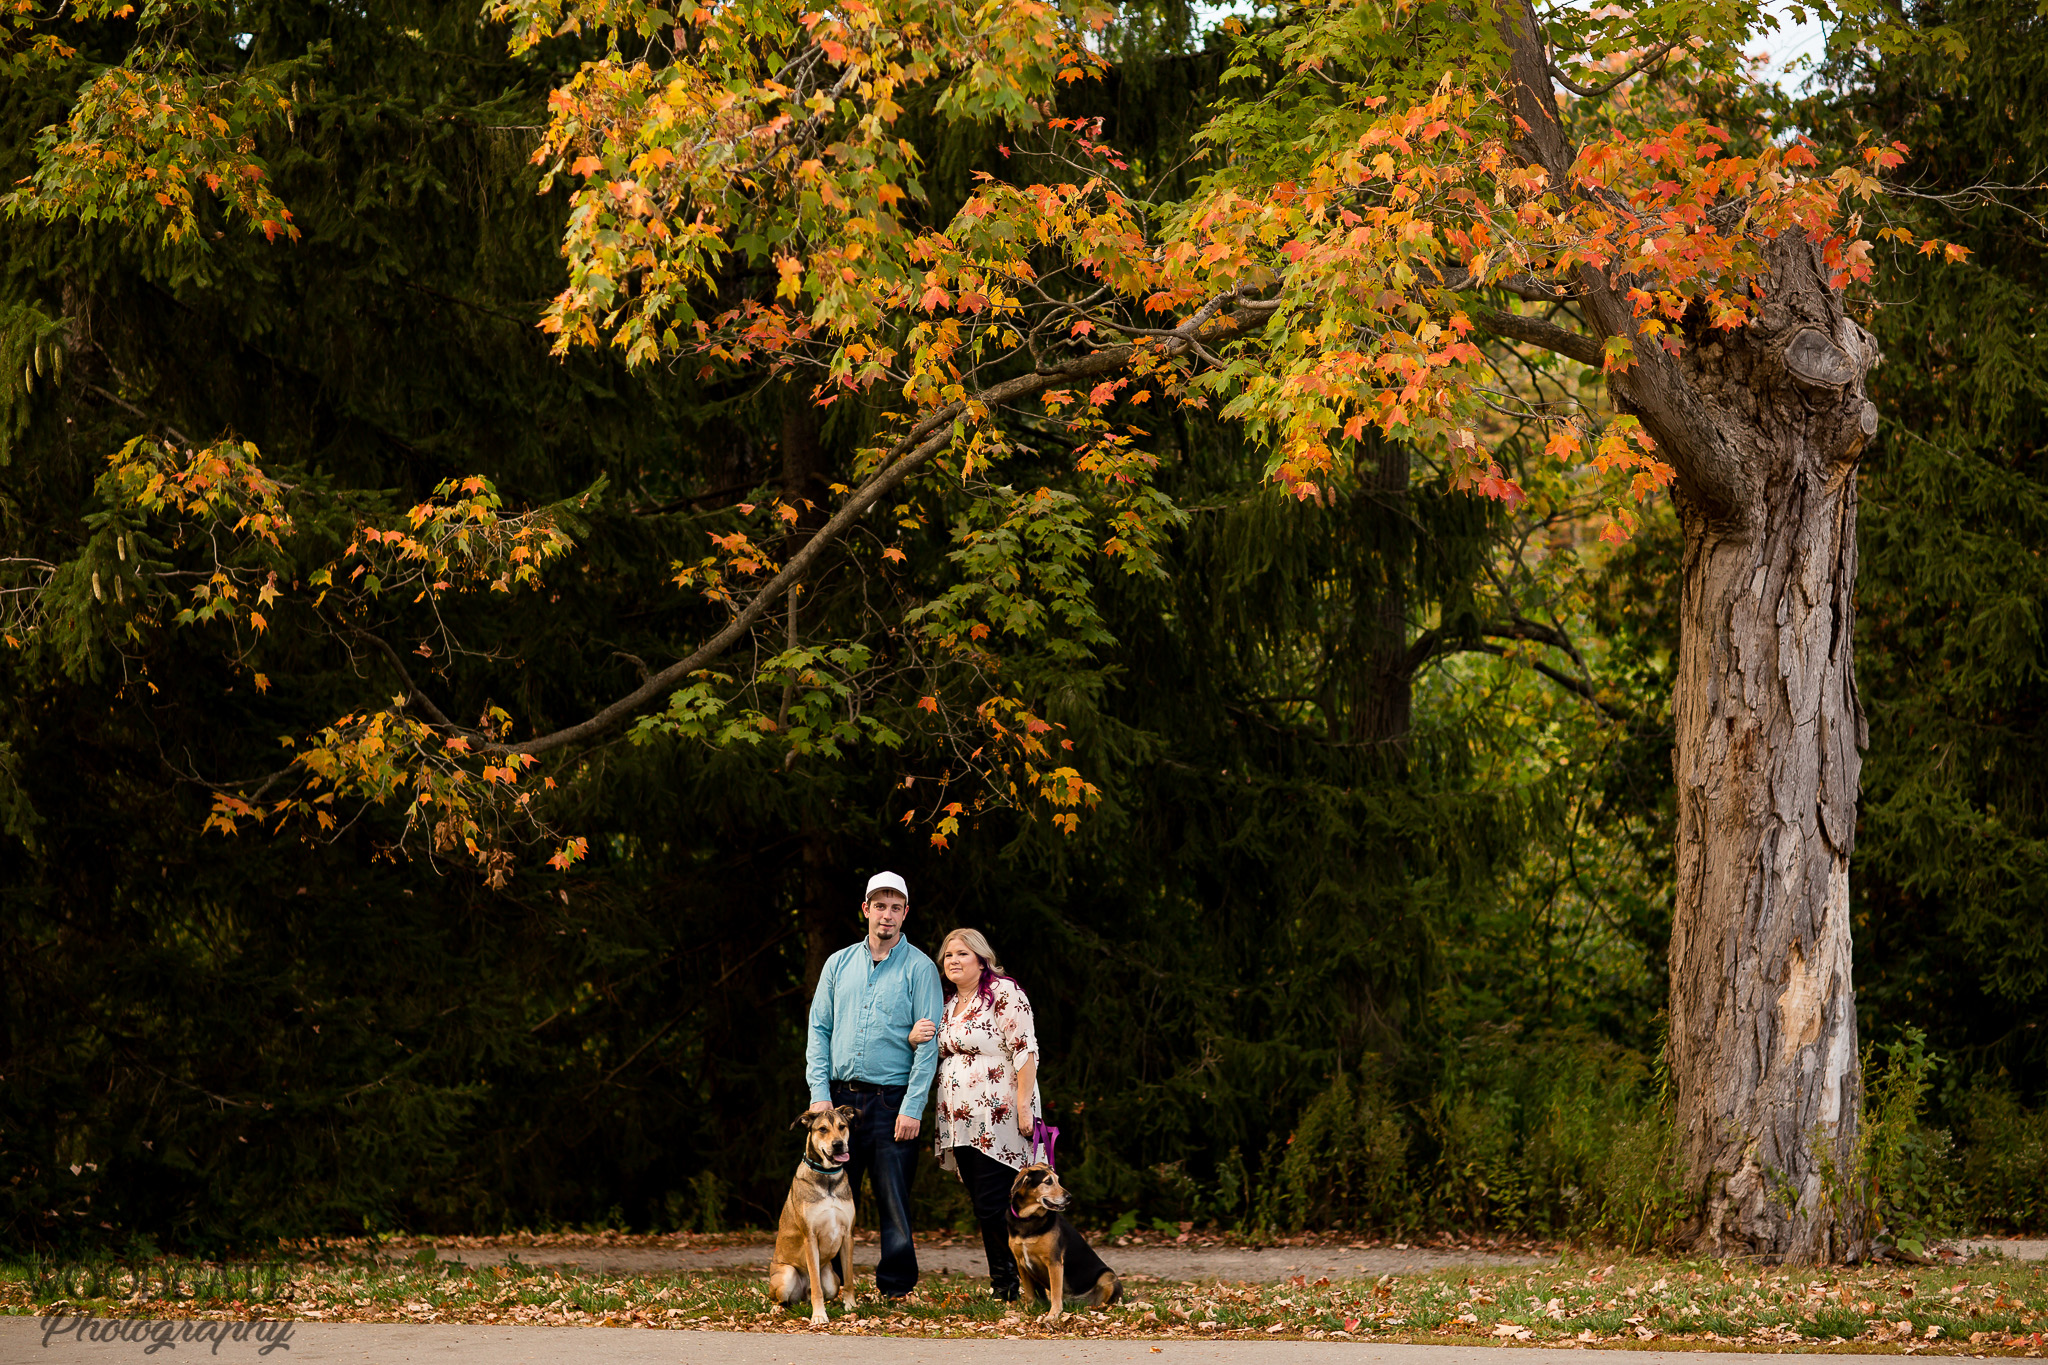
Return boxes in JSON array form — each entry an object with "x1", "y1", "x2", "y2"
[
  {"x1": 791, "y1": 1110, "x2": 817, "y2": 1131},
  {"x1": 834, "y1": 1104, "x2": 857, "y2": 1124}
]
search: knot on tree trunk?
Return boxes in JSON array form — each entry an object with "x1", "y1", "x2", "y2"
[
  {"x1": 1641, "y1": 237, "x2": 1882, "y2": 528},
  {"x1": 1743, "y1": 236, "x2": 1884, "y2": 469},
  {"x1": 1771, "y1": 317, "x2": 1883, "y2": 465},
  {"x1": 1782, "y1": 328, "x2": 1857, "y2": 388}
]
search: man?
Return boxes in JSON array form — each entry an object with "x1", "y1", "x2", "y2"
[{"x1": 805, "y1": 871, "x2": 944, "y2": 1299}]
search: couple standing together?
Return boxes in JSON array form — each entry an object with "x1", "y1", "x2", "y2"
[{"x1": 804, "y1": 870, "x2": 1041, "y2": 1301}]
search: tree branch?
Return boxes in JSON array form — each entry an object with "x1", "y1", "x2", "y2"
[
  {"x1": 482, "y1": 344, "x2": 1143, "y2": 758},
  {"x1": 629, "y1": 480, "x2": 765, "y2": 517},
  {"x1": 1475, "y1": 308, "x2": 1605, "y2": 367},
  {"x1": 1436, "y1": 266, "x2": 1571, "y2": 304},
  {"x1": 1428, "y1": 637, "x2": 1628, "y2": 720},
  {"x1": 1548, "y1": 41, "x2": 1678, "y2": 101},
  {"x1": 1496, "y1": 0, "x2": 1750, "y2": 516},
  {"x1": 349, "y1": 626, "x2": 469, "y2": 734},
  {"x1": 1405, "y1": 617, "x2": 1628, "y2": 721},
  {"x1": 86, "y1": 382, "x2": 195, "y2": 448}
]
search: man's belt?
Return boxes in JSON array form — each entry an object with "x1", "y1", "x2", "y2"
[{"x1": 833, "y1": 1079, "x2": 899, "y2": 1094}]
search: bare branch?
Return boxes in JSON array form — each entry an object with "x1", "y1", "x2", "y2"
[
  {"x1": 86, "y1": 382, "x2": 195, "y2": 448},
  {"x1": 1476, "y1": 307, "x2": 1605, "y2": 367},
  {"x1": 1436, "y1": 266, "x2": 1572, "y2": 304},
  {"x1": 348, "y1": 627, "x2": 470, "y2": 735},
  {"x1": 1422, "y1": 636, "x2": 1628, "y2": 720},
  {"x1": 1548, "y1": 40, "x2": 1678, "y2": 101}
]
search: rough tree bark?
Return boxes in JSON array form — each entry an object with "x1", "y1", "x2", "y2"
[
  {"x1": 1495, "y1": 1, "x2": 1876, "y2": 1260},
  {"x1": 1663, "y1": 241, "x2": 1874, "y2": 1262}
]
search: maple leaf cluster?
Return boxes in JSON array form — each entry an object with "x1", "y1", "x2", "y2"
[
  {"x1": 507, "y1": 0, "x2": 1959, "y2": 540},
  {"x1": 2, "y1": 2, "x2": 299, "y2": 243},
  {"x1": 1, "y1": 0, "x2": 1974, "y2": 868}
]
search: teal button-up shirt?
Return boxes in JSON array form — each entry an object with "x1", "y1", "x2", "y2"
[{"x1": 805, "y1": 936, "x2": 945, "y2": 1118}]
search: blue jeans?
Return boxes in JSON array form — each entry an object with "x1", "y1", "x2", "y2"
[{"x1": 831, "y1": 1081, "x2": 920, "y2": 1296}]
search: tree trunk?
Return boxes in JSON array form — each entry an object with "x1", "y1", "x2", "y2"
[
  {"x1": 1348, "y1": 437, "x2": 1413, "y2": 759},
  {"x1": 1491, "y1": 0, "x2": 1881, "y2": 1261},
  {"x1": 799, "y1": 830, "x2": 838, "y2": 1001},
  {"x1": 775, "y1": 390, "x2": 826, "y2": 734},
  {"x1": 785, "y1": 391, "x2": 843, "y2": 1002},
  {"x1": 1660, "y1": 239, "x2": 1878, "y2": 1262}
]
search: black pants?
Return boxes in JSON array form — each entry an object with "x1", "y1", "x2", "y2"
[
  {"x1": 951, "y1": 1145, "x2": 1019, "y2": 1297},
  {"x1": 832, "y1": 1082, "x2": 921, "y2": 1296}
]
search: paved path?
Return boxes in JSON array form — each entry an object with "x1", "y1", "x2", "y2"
[
  {"x1": 1952, "y1": 1238, "x2": 2048, "y2": 1261},
  {"x1": 419, "y1": 1236, "x2": 2048, "y2": 1285},
  {"x1": 422, "y1": 1236, "x2": 2048, "y2": 1282},
  {"x1": 7, "y1": 1320, "x2": 1921, "y2": 1365},
  {"x1": 427, "y1": 1244, "x2": 1554, "y2": 1282}
]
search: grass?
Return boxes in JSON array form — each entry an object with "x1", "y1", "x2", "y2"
[{"x1": 3, "y1": 1251, "x2": 2046, "y2": 1353}]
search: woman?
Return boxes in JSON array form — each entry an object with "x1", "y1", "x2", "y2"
[{"x1": 907, "y1": 927, "x2": 1039, "y2": 1302}]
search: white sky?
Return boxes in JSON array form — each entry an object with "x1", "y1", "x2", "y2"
[
  {"x1": 1755, "y1": 1, "x2": 1832, "y2": 88},
  {"x1": 1190, "y1": 2, "x2": 1835, "y2": 92}
]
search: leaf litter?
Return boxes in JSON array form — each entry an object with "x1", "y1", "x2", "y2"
[{"x1": 4, "y1": 1252, "x2": 2045, "y2": 1353}]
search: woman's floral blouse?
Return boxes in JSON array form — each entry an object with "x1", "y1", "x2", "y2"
[{"x1": 933, "y1": 974, "x2": 1041, "y2": 1173}]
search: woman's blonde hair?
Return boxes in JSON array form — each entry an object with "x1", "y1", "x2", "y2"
[{"x1": 938, "y1": 927, "x2": 1010, "y2": 999}]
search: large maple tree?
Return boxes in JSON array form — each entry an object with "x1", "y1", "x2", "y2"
[{"x1": 5, "y1": 0, "x2": 1967, "y2": 1257}]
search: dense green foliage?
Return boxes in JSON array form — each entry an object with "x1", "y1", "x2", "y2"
[
  {"x1": 2, "y1": 0, "x2": 2046, "y2": 1256},
  {"x1": 0, "y1": 0, "x2": 1527, "y2": 1251},
  {"x1": 1814, "y1": 0, "x2": 2048, "y2": 1166}
]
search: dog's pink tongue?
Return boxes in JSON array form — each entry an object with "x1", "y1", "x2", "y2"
[{"x1": 832, "y1": 1152, "x2": 851, "y2": 1164}]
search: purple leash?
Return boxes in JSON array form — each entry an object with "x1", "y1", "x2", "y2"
[{"x1": 1030, "y1": 1119, "x2": 1060, "y2": 1170}]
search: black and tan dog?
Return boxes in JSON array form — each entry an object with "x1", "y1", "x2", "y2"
[
  {"x1": 1006, "y1": 1163, "x2": 1121, "y2": 1323},
  {"x1": 767, "y1": 1106, "x2": 858, "y2": 1325}
]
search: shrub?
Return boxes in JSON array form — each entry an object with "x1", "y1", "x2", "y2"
[
  {"x1": 663, "y1": 1171, "x2": 726, "y2": 1233},
  {"x1": 1957, "y1": 1086, "x2": 2048, "y2": 1233},
  {"x1": 1275, "y1": 1069, "x2": 1411, "y2": 1232},
  {"x1": 1252, "y1": 1028, "x2": 1693, "y2": 1246},
  {"x1": 1828, "y1": 1028, "x2": 1965, "y2": 1254},
  {"x1": 1420, "y1": 1025, "x2": 1691, "y2": 1246}
]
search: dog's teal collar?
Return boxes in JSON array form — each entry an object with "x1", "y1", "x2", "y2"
[{"x1": 803, "y1": 1156, "x2": 845, "y2": 1175}]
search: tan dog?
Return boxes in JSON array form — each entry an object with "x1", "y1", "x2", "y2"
[
  {"x1": 767, "y1": 1106, "x2": 858, "y2": 1324},
  {"x1": 1006, "y1": 1163, "x2": 1121, "y2": 1323}
]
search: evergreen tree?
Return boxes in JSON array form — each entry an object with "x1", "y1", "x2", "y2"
[
  {"x1": 1813, "y1": 0, "x2": 2048, "y2": 1096},
  {"x1": 0, "y1": 0, "x2": 1548, "y2": 1249}
]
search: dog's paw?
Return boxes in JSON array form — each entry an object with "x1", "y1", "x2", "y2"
[
  {"x1": 810, "y1": 1307, "x2": 831, "y2": 1326},
  {"x1": 1043, "y1": 1310, "x2": 1065, "y2": 1325}
]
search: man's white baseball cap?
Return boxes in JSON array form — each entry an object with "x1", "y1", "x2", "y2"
[{"x1": 865, "y1": 871, "x2": 909, "y2": 901}]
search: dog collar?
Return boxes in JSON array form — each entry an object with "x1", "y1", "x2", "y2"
[{"x1": 803, "y1": 1156, "x2": 845, "y2": 1175}]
